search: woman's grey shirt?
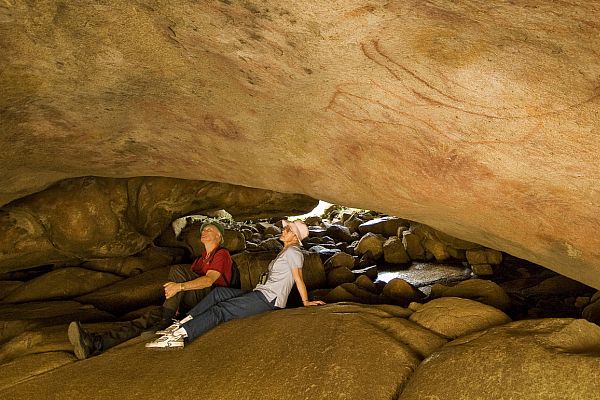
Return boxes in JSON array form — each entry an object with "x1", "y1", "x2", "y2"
[{"x1": 254, "y1": 245, "x2": 304, "y2": 308}]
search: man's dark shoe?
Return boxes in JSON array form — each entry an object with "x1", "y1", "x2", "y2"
[{"x1": 68, "y1": 321, "x2": 98, "y2": 360}]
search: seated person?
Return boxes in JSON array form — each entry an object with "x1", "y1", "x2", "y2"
[
  {"x1": 146, "y1": 219, "x2": 324, "y2": 349},
  {"x1": 162, "y1": 221, "x2": 233, "y2": 321},
  {"x1": 68, "y1": 220, "x2": 232, "y2": 359}
]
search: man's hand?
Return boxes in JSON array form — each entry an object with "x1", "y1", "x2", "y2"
[{"x1": 163, "y1": 281, "x2": 182, "y2": 299}]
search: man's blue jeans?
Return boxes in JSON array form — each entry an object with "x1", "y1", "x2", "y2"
[{"x1": 181, "y1": 287, "x2": 276, "y2": 341}]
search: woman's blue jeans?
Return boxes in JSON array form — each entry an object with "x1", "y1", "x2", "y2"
[{"x1": 181, "y1": 287, "x2": 275, "y2": 341}]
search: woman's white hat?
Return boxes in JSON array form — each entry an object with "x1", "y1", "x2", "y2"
[{"x1": 282, "y1": 220, "x2": 309, "y2": 245}]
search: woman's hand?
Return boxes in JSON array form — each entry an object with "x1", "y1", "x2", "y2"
[
  {"x1": 303, "y1": 300, "x2": 326, "y2": 307},
  {"x1": 163, "y1": 281, "x2": 182, "y2": 299}
]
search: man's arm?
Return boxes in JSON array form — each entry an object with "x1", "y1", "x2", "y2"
[
  {"x1": 164, "y1": 249, "x2": 231, "y2": 299},
  {"x1": 291, "y1": 267, "x2": 325, "y2": 307},
  {"x1": 164, "y1": 270, "x2": 221, "y2": 299}
]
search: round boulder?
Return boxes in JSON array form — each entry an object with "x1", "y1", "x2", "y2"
[
  {"x1": 408, "y1": 297, "x2": 511, "y2": 339},
  {"x1": 358, "y1": 217, "x2": 409, "y2": 237},
  {"x1": 383, "y1": 279, "x2": 422, "y2": 304},
  {"x1": 324, "y1": 283, "x2": 382, "y2": 304},
  {"x1": 430, "y1": 279, "x2": 511, "y2": 311},
  {"x1": 466, "y1": 248, "x2": 503, "y2": 265},
  {"x1": 324, "y1": 224, "x2": 353, "y2": 242},
  {"x1": 355, "y1": 233, "x2": 386, "y2": 259},
  {"x1": 402, "y1": 231, "x2": 425, "y2": 260},
  {"x1": 259, "y1": 238, "x2": 283, "y2": 252},
  {"x1": 354, "y1": 275, "x2": 378, "y2": 294},
  {"x1": 327, "y1": 267, "x2": 355, "y2": 288},
  {"x1": 383, "y1": 237, "x2": 410, "y2": 264},
  {"x1": 323, "y1": 252, "x2": 355, "y2": 272}
]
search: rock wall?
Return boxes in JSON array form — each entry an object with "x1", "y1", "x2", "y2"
[
  {"x1": 1, "y1": 1, "x2": 599, "y2": 287},
  {"x1": 0, "y1": 176, "x2": 317, "y2": 273}
]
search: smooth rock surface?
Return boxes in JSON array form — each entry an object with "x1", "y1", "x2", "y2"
[
  {"x1": 0, "y1": 303, "x2": 424, "y2": 400},
  {"x1": 0, "y1": 301, "x2": 113, "y2": 344},
  {"x1": 0, "y1": 351, "x2": 76, "y2": 392},
  {"x1": 0, "y1": 177, "x2": 316, "y2": 273},
  {"x1": 75, "y1": 266, "x2": 171, "y2": 315},
  {"x1": 0, "y1": 281, "x2": 23, "y2": 301},
  {"x1": 81, "y1": 246, "x2": 184, "y2": 277},
  {"x1": 377, "y1": 263, "x2": 471, "y2": 286},
  {"x1": 399, "y1": 319, "x2": 600, "y2": 400},
  {"x1": 1, "y1": 267, "x2": 122, "y2": 304}
]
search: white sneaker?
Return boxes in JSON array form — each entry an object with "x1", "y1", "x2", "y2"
[
  {"x1": 155, "y1": 320, "x2": 181, "y2": 336},
  {"x1": 145, "y1": 333, "x2": 184, "y2": 349}
]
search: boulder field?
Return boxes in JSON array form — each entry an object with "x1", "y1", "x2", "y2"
[{"x1": 2, "y1": 209, "x2": 600, "y2": 398}]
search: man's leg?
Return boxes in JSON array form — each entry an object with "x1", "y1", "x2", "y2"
[
  {"x1": 186, "y1": 286, "x2": 247, "y2": 318},
  {"x1": 181, "y1": 291, "x2": 274, "y2": 341},
  {"x1": 180, "y1": 286, "x2": 212, "y2": 315},
  {"x1": 162, "y1": 264, "x2": 199, "y2": 318},
  {"x1": 68, "y1": 321, "x2": 103, "y2": 360},
  {"x1": 69, "y1": 308, "x2": 163, "y2": 359},
  {"x1": 97, "y1": 311, "x2": 160, "y2": 349}
]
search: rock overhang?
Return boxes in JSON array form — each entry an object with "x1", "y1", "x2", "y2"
[{"x1": 0, "y1": 0, "x2": 599, "y2": 287}]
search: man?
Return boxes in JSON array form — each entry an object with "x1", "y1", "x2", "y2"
[
  {"x1": 161, "y1": 221, "x2": 233, "y2": 321},
  {"x1": 68, "y1": 220, "x2": 233, "y2": 359},
  {"x1": 146, "y1": 219, "x2": 324, "y2": 349}
]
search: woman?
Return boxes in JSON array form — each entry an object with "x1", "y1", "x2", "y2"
[{"x1": 146, "y1": 219, "x2": 325, "y2": 348}]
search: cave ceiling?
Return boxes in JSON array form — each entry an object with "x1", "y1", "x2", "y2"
[{"x1": 0, "y1": 1, "x2": 599, "y2": 287}]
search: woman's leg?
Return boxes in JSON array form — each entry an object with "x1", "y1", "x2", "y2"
[
  {"x1": 186, "y1": 286, "x2": 247, "y2": 318},
  {"x1": 181, "y1": 291, "x2": 274, "y2": 341}
]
